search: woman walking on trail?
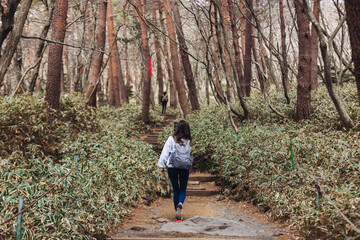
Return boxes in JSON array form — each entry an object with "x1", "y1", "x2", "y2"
[
  {"x1": 161, "y1": 92, "x2": 168, "y2": 114},
  {"x1": 158, "y1": 120, "x2": 193, "y2": 220}
]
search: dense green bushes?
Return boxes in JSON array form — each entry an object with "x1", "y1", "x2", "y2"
[
  {"x1": 161, "y1": 85, "x2": 359, "y2": 239},
  {"x1": 0, "y1": 95, "x2": 166, "y2": 239}
]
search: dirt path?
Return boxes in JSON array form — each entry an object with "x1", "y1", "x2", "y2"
[
  {"x1": 107, "y1": 195, "x2": 299, "y2": 240},
  {"x1": 107, "y1": 115, "x2": 300, "y2": 239}
]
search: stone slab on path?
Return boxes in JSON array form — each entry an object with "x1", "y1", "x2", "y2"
[{"x1": 161, "y1": 216, "x2": 281, "y2": 238}]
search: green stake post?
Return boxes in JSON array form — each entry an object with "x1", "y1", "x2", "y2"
[
  {"x1": 237, "y1": 133, "x2": 239, "y2": 143},
  {"x1": 290, "y1": 141, "x2": 295, "y2": 170},
  {"x1": 16, "y1": 196, "x2": 24, "y2": 240},
  {"x1": 76, "y1": 155, "x2": 79, "y2": 175}
]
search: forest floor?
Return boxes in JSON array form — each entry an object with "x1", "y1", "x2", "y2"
[
  {"x1": 106, "y1": 114, "x2": 301, "y2": 240},
  {"x1": 107, "y1": 190, "x2": 300, "y2": 239}
]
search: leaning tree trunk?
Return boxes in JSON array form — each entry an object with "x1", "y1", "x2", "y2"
[
  {"x1": 295, "y1": 1, "x2": 312, "y2": 120},
  {"x1": 137, "y1": 0, "x2": 151, "y2": 123},
  {"x1": 107, "y1": 1, "x2": 121, "y2": 108},
  {"x1": 345, "y1": 0, "x2": 360, "y2": 104},
  {"x1": 153, "y1": 2, "x2": 164, "y2": 104},
  {"x1": 0, "y1": 0, "x2": 33, "y2": 87},
  {"x1": 279, "y1": 0, "x2": 290, "y2": 103},
  {"x1": 45, "y1": 0, "x2": 68, "y2": 110},
  {"x1": 244, "y1": 0, "x2": 253, "y2": 97},
  {"x1": 310, "y1": 0, "x2": 320, "y2": 90},
  {"x1": 85, "y1": 0, "x2": 107, "y2": 107},
  {"x1": 163, "y1": 0, "x2": 190, "y2": 116},
  {"x1": 172, "y1": 0, "x2": 200, "y2": 111},
  {"x1": 28, "y1": 4, "x2": 54, "y2": 93}
]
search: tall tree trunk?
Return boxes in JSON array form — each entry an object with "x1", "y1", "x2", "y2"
[
  {"x1": 210, "y1": 4, "x2": 224, "y2": 99},
  {"x1": 107, "y1": 1, "x2": 121, "y2": 107},
  {"x1": 137, "y1": 0, "x2": 151, "y2": 123},
  {"x1": 163, "y1": 0, "x2": 190, "y2": 116},
  {"x1": 239, "y1": 0, "x2": 246, "y2": 60},
  {"x1": 172, "y1": 0, "x2": 200, "y2": 111},
  {"x1": 133, "y1": 58, "x2": 140, "y2": 105},
  {"x1": 244, "y1": 0, "x2": 253, "y2": 97},
  {"x1": 345, "y1": 0, "x2": 360, "y2": 104},
  {"x1": 279, "y1": 0, "x2": 290, "y2": 103},
  {"x1": 0, "y1": 0, "x2": 32, "y2": 87},
  {"x1": 159, "y1": 5, "x2": 176, "y2": 108},
  {"x1": 85, "y1": 0, "x2": 107, "y2": 107},
  {"x1": 220, "y1": 1, "x2": 235, "y2": 102},
  {"x1": 227, "y1": 0, "x2": 245, "y2": 97},
  {"x1": 252, "y1": 37, "x2": 266, "y2": 92},
  {"x1": 295, "y1": 0, "x2": 353, "y2": 128},
  {"x1": 295, "y1": 1, "x2": 312, "y2": 120},
  {"x1": 153, "y1": 2, "x2": 164, "y2": 104},
  {"x1": 310, "y1": 0, "x2": 320, "y2": 90},
  {"x1": 45, "y1": 0, "x2": 68, "y2": 110},
  {"x1": 124, "y1": 4, "x2": 131, "y2": 102}
]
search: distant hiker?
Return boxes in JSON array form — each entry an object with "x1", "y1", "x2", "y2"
[
  {"x1": 161, "y1": 92, "x2": 168, "y2": 114},
  {"x1": 158, "y1": 120, "x2": 193, "y2": 220}
]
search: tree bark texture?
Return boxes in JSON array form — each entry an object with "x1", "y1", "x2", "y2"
[
  {"x1": 45, "y1": 0, "x2": 68, "y2": 110},
  {"x1": 279, "y1": 0, "x2": 290, "y2": 103},
  {"x1": 227, "y1": 0, "x2": 245, "y2": 97},
  {"x1": 0, "y1": 0, "x2": 21, "y2": 51},
  {"x1": 310, "y1": 0, "x2": 320, "y2": 90},
  {"x1": 153, "y1": 2, "x2": 164, "y2": 104},
  {"x1": 244, "y1": 0, "x2": 253, "y2": 97},
  {"x1": 124, "y1": 4, "x2": 132, "y2": 102},
  {"x1": 239, "y1": 0, "x2": 246, "y2": 59},
  {"x1": 163, "y1": 0, "x2": 190, "y2": 116},
  {"x1": 345, "y1": 0, "x2": 360, "y2": 104},
  {"x1": 85, "y1": 0, "x2": 107, "y2": 107},
  {"x1": 0, "y1": 0, "x2": 32, "y2": 87},
  {"x1": 172, "y1": 0, "x2": 200, "y2": 111},
  {"x1": 210, "y1": 4, "x2": 224, "y2": 99},
  {"x1": 295, "y1": 1, "x2": 312, "y2": 120},
  {"x1": 107, "y1": 1, "x2": 121, "y2": 108},
  {"x1": 220, "y1": 1, "x2": 235, "y2": 102},
  {"x1": 137, "y1": 0, "x2": 151, "y2": 123}
]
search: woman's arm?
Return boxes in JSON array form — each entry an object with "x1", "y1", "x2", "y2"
[{"x1": 157, "y1": 136, "x2": 173, "y2": 169}]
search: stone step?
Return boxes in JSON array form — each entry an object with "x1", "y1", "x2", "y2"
[
  {"x1": 186, "y1": 190, "x2": 219, "y2": 196},
  {"x1": 188, "y1": 181, "x2": 200, "y2": 185},
  {"x1": 187, "y1": 186, "x2": 206, "y2": 191},
  {"x1": 189, "y1": 175, "x2": 216, "y2": 182},
  {"x1": 146, "y1": 134, "x2": 159, "y2": 137}
]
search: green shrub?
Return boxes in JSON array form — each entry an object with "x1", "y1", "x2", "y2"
[
  {"x1": 0, "y1": 95, "x2": 167, "y2": 239},
  {"x1": 160, "y1": 84, "x2": 360, "y2": 239}
]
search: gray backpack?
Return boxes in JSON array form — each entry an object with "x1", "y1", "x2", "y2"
[{"x1": 169, "y1": 137, "x2": 193, "y2": 170}]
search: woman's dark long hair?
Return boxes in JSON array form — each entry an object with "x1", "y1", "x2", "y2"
[{"x1": 173, "y1": 120, "x2": 192, "y2": 142}]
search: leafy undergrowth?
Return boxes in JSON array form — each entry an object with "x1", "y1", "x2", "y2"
[
  {"x1": 161, "y1": 84, "x2": 360, "y2": 239},
  {"x1": 0, "y1": 95, "x2": 167, "y2": 239}
]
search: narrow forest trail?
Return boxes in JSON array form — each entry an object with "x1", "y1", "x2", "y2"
[{"x1": 107, "y1": 115, "x2": 299, "y2": 240}]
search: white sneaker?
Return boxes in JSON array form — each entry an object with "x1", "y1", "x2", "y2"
[{"x1": 175, "y1": 203, "x2": 183, "y2": 220}]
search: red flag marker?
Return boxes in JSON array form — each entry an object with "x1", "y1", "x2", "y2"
[{"x1": 149, "y1": 58, "x2": 152, "y2": 77}]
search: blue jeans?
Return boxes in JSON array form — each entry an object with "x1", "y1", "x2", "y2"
[{"x1": 167, "y1": 168, "x2": 189, "y2": 210}]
